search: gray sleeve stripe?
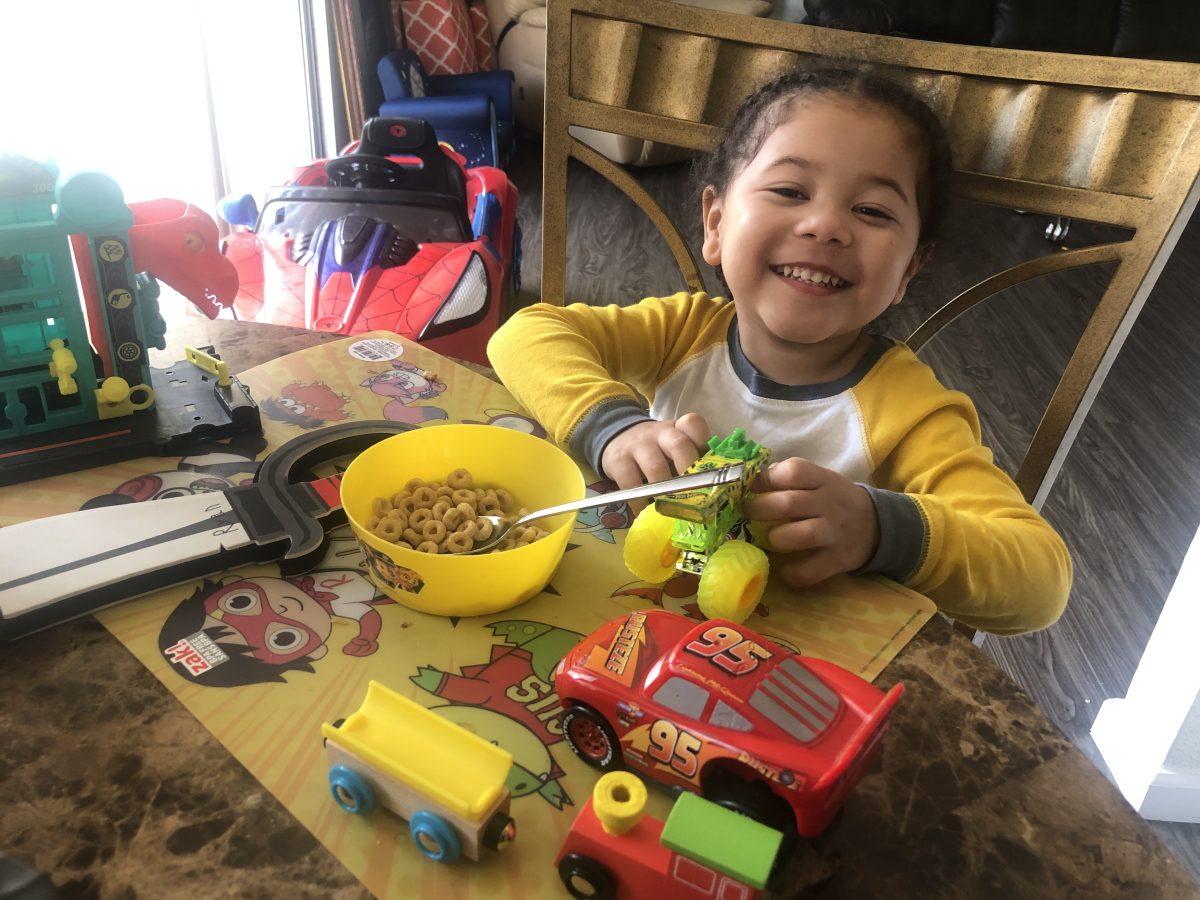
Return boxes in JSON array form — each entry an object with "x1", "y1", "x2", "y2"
[
  {"x1": 853, "y1": 485, "x2": 926, "y2": 582},
  {"x1": 567, "y1": 398, "x2": 653, "y2": 477}
]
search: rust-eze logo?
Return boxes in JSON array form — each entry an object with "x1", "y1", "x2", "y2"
[
  {"x1": 606, "y1": 611, "x2": 646, "y2": 675},
  {"x1": 584, "y1": 612, "x2": 648, "y2": 687},
  {"x1": 164, "y1": 631, "x2": 230, "y2": 675}
]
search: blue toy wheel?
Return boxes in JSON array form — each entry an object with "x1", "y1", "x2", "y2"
[
  {"x1": 409, "y1": 810, "x2": 462, "y2": 863},
  {"x1": 329, "y1": 765, "x2": 375, "y2": 815}
]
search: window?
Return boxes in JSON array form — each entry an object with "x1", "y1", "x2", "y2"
[
  {"x1": 2, "y1": 1, "x2": 313, "y2": 331},
  {"x1": 652, "y1": 677, "x2": 709, "y2": 719},
  {"x1": 709, "y1": 700, "x2": 752, "y2": 733}
]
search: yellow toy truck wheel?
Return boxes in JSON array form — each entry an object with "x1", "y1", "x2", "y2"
[
  {"x1": 592, "y1": 771, "x2": 647, "y2": 836},
  {"x1": 697, "y1": 540, "x2": 769, "y2": 623},
  {"x1": 623, "y1": 505, "x2": 680, "y2": 583}
]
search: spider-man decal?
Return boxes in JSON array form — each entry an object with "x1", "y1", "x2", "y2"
[
  {"x1": 224, "y1": 237, "x2": 264, "y2": 320},
  {"x1": 231, "y1": 239, "x2": 308, "y2": 327},
  {"x1": 352, "y1": 244, "x2": 474, "y2": 336},
  {"x1": 309, "y1": 270, "x2": 357, "y2": 330}
]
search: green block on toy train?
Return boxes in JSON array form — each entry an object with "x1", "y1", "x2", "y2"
[{"x1": 659, "y1": 791, "x2": 783, "y2": 890}]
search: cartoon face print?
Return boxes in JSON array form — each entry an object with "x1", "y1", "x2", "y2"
[
  {"x1": 158, "y1": 569, "x2": 393, "y2": 687},
  {"x1": 360, "y1": 360, "x2": 448, "y2": 425},
  {"x1": 360, "y1": 542, "x2": 425, "y2": 594},
  {"x1": 262, "y1": 381, "x2": 351, "y2": 429},
  {"x1": 85, "y1": 470, "x2": 231, "y2": 507},
  {"x1": 204, "y1": 578, "x2": 333, "y2": 665},
  {"x1": 361, "y1": 359, "x2": 444, "y2": 401},
  {"x1": 80, "y1": 441, "x2": 265, "y2": 509}
]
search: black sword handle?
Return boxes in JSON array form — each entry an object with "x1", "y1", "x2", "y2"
[{"x1": 224, "y1": 419, "x2": 416, "y2": 572}]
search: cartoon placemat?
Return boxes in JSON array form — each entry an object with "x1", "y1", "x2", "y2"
[{"x1": 0, "y1": 331, "x2": 935, "y2": 898}]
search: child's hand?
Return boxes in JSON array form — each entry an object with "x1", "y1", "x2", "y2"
[
  {"x1": 601, "y1": 413, "x2": 711, "y2": 494},
  {"x1": 743, "y1": 457, "x2": 880, "y2": 587}
]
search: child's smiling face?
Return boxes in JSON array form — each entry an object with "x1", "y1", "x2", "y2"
[{"x1": 702, "y1": 94, "x2": 927, "y2": 353}]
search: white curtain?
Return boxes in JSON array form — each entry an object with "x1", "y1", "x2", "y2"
[{"x1": 0, "y1": 0, "x2": 315, "y2": 324}]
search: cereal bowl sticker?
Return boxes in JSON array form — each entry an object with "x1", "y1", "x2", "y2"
[
  {"x1": 359, "y1": 540, "x2": 425, "y2": 594},
  {"x1": 348, "y1": 338, "x2": 405, "y2": 362}
]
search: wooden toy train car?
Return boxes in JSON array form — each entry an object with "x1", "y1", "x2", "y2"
[
  {"x1": 322, "y1": 680, "x2": 517, "y2": 862},
  {"x1": 556, "y1": 771, "x2": 783, "y2": 899}
]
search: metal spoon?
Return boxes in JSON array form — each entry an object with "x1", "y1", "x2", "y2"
[{"x1": 461, "y1": 462, "x2": 747, "y2": 555}]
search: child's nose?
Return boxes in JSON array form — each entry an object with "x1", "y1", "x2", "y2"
[{"x1": 793, "y1": 202, "x2": 852, "y2": 245}]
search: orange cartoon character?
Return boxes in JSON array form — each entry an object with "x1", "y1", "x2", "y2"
[{"x1": 262, "y1": 381, "x2": 352, "y2": 429}]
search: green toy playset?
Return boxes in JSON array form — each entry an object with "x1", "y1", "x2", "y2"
[{"x1": 0, "y1": 154, "x2": 258, "y2": 485}]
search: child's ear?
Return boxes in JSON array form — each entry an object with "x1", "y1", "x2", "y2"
[
  {"x1": 891, "y1": 242, "x2": 934, "y2": 306},
  {"x1": 701, "y1": 185, "x2": 723, "y2": 268}
]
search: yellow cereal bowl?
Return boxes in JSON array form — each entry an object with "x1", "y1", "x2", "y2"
[{"x1": 341, "y1": 423, "x2": 585, "y2": 616}]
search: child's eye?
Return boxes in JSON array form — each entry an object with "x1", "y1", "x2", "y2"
[
  {"x1": 768, "y1": 187, "x2": 806, "y2": 200},
  {"x1": 855, "y1": 206, "x2": 894, "y2": 221}
]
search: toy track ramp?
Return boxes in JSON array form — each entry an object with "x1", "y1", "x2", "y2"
[{"x1": 322, "y1": 680, "x2": 512, "y2": 820}]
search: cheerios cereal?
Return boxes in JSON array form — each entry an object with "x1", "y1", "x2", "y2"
[{"x1": 366, "y1": 468, "x2": 553, "y2": 554}]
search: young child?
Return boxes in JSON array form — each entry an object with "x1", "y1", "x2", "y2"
[{"x1": 488, "y1": 66, "x2": 1071, "y2": 635}]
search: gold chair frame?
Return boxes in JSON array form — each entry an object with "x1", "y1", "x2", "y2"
[{"x1": 541, "y1": 0, "x2": 1200, "y2": 509}]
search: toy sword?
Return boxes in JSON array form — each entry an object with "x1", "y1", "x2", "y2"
[{"x1": 0, "y1": 421, "x2": 412, "y2": 641}]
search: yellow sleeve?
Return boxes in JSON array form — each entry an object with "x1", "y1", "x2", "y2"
[
  {"x1": 857, "y1": 348, "x2": 1073, "y2": 635},
  {"x1": 486, "y1": 292, "x2": 730, "y2": 448}
]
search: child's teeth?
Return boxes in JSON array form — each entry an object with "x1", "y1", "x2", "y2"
[{"x1": 774, "y1": 265, "x2": 844, "y2": 287}]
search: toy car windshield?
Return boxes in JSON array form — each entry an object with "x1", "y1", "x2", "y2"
[{"x1": 257, "y1": 197, "x2": 466, "y2": 245}]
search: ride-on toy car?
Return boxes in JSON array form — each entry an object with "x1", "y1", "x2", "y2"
[
  {"x1": 218, "y1": 117, "x2": 518, "y2": 366},
  {"x1": 554, "y1": 610, "x2": 905, "y2": 838},
  {"x1": 623, "y1": 429, "x2": 771, "y2": 623}
]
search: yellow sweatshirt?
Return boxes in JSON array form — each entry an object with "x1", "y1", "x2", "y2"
[{"x1": 488, "y1": 291, "x2": 1072, "y2": 635}]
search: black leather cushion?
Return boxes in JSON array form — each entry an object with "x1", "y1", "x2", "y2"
[
  {"x1": 806, "y1": 0, "x2": 1199, "y2": 63},
  {"x1": 804, "y1": 0, "x2": 995, "y2": 44},
  {"x1": 1113, "y1": 0, "x2": 1200, "y2": 61},
  {"x1": 992, "y1": 0, "x2": 1121, "y2": 54}
]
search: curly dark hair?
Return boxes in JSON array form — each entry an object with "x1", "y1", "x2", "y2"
[{"x1": 693, "y1": 62, "x2": 954, "y2": 248}]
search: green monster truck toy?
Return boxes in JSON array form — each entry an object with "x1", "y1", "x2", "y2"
[{"x1": 622, "y1": 429, "x2": 771, "y2": 623}]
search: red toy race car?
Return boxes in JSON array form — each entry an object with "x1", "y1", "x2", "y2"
[
  {"x1": 218, "y1": 117, "x2": 518, "y2": 366},
  {"x1": 554, "y1": 610, "x2": 904, "y2": 838}
]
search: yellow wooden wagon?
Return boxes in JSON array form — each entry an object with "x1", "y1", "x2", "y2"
[{"x1": 322, "y1": 680, "x2": 517, "y2": 862}]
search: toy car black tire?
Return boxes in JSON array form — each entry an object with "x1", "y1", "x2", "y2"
[
  {"x1": 558, "y1": 852, "x2": 616, "y2": 900},
  {"x1": 562, "y1": 704, "x2": 623, "y2": 772},
  {"x1": 702, "y1": 768, "x2": 797, "y2": 841}
]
